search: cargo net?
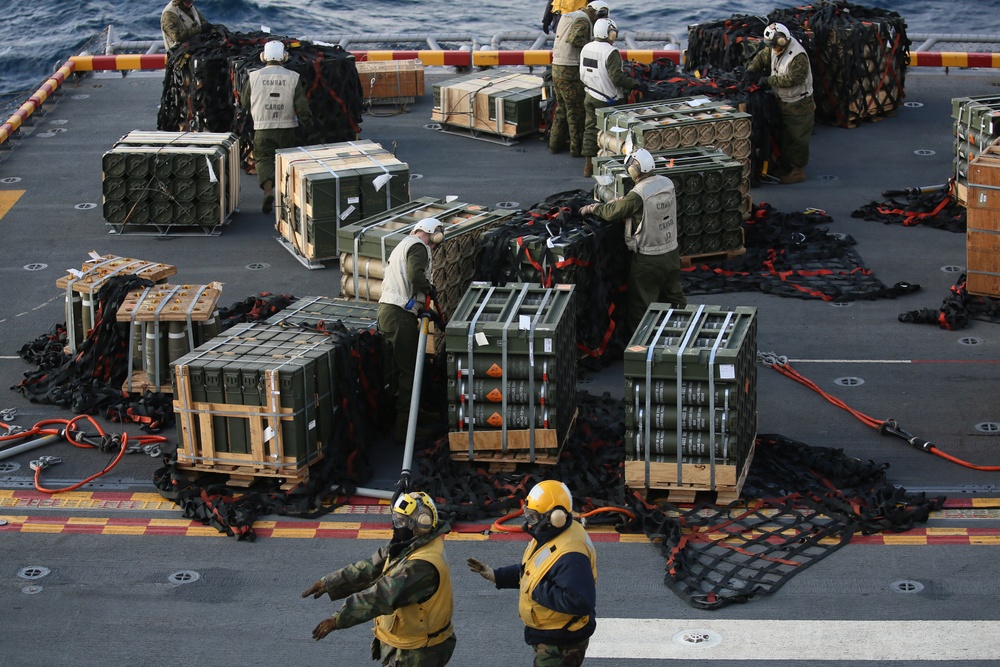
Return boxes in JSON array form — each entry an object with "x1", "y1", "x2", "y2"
[
  {"x1": 851, "y1": 182, "x2": 967, "y2": 233},
  {"x1": 156, "y1": 26, "x2": 364, "y2": 170},
  {"x1": 682, "y1": 203, "x2": 920, "y2": 301},
  {"x1": 899, "y1": 273, "x2": 1000, "y2": 330},
  {"x1": 474, "y1": 190, "x2": 630, "y2": 364},
  {"x1": 622, "y1": 58, "x2": 782, "y2": 183},
  {"x1": 685, "y1": 0, "x2": 908, "y2": 128}
]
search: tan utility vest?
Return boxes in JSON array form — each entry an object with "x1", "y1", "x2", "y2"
[
  {"x1": 517, "y1": 521, "x2": 597, "y2": 631},
  {"x1": 379, "y1": 235, "x2": 433, "y2": 312},
  {"x1": 248, "y1": 65, "x2": 300, "y2": 130},
  {"x1": 626, "y1": 175, "x2": 678, "y2": 255},
  {"x1": 373, "y1": 537, "x2": 454, "y2": 649},
  {"x1": 161, "y1": 3, "x2": 203, "y2": 50},
  {"x1": 552, "y1": 10, "x2": 590, "y2": 66},
  {"x1": 770, "y1": 38, "x2": 814, "y2": 104},
  {"x1": 580, "y1": 40, "x2": 622, "y2": 102}
]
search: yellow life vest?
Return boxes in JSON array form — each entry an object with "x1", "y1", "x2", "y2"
[
  {"x1": 552, "y1": 0, "x2": 588, "y2": 14},
  {"x1": 517, "y1": 521, "x2": 597, "y2": 631},
  {"x1": 373, "y1": 537, "x2": 454, "y2": 649}
]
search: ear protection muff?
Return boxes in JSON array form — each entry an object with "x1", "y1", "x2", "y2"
[
  {"x1": 549, "y1": 507, "x2": 568, "y2": 528},
  {"x1": 416, "y1": 511, "x2": 433, "y2": 528},
  {"x1": 776, "y1": 33, "x2": 788, "y2": 47},
  {"x1": 429, "y1": 227, "x2": 445, "y2": 245}
]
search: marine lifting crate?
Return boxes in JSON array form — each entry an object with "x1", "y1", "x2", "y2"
[
  {"x1": 445, "y1": 283, "x2": 578, "y2": 466},
  {"x1": 357, "y1": 59, "x2": 425, "y2": 105},
  {"x1": 102, "y1": 131, "x2": 241, "y2": 235},
  {"x1": 431, "y1": 69, "x2": 544, "y2": 141},
  {"x1": 338, "y1": 197, "x2": 516, "y2": 324},
  {"x1": 623, "y1": 303, "x2": 758, "y2": 503},
  {"x1": 592, "y1": 147, "x2": 746, "y2": 257},
  {"x1": 171, "y1": 323, "x2": 344, "y2": 486},
  {"x1": 116, "y1": 282, "x2": 223, "y2": 392},
  {"x1": 952, "y1": 96, "x2": 1000, "y2": 206},
  {"x1": 966, "y1": 145, "x2": 1000, "y2": 298},
  {"x1": 56, "y1": 252, "x2": 178, "y2": 353},
  {"x1": 275, "y1": 141, "x2": 410, "y2": 265}
]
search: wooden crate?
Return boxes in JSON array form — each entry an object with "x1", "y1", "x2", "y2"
[
  {"x1": 357, "y1": 60, "x2": 424, "y2": 104},
  {"x1": 966, "y1": 228, "x2": 1000, "y2": 298},
  {"x1": 431, "y1": 71, "x2": 543, "y2": 139},
  {"x1": 448, "y1": 428, "x2": 561, "y2": 466},
  {"x1": 171, "y1": 364, "x2": 322, "y2": 486},
  {"x1": 625, "y1": 440, "x2": 755, "y2": 505},
  {"x1": 56, "y1": 253, "x2": 177, "y2": 293},
  {"x1": 117, "y1": 283, "x2": 222, "y2": 323}
]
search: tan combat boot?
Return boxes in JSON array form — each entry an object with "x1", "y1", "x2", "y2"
[
  {"x1": 780, "y1": 167, "x2": 805, "y2": 185},
  {"x1": 583, "y1": 158, "x2": 593, "y2": 177}
]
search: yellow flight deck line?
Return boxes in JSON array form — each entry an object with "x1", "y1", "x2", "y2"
[{"x1": 0, "y1": 190, "x2": 25, "y2": 219}]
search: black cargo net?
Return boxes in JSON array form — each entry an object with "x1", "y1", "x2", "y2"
[
  {"x1": 685, "y1": 1, "x2": 908, "y2": 129},
  {"x1": 899, "y1": 273, "x2": 1000, "y2": 330},
  {"x1": 682, "y1": 203, "x2": 920, "y2": 301},
  {"x1": 852, "y1": 184, "x2": 967, "y2": 233},
  {"x1": 156, "y1": 26, "x2": 364, "y2": 170},
  {"x1": 474, "y1": 190, "x2": 630, "y2": 365},
  {"x1": 629, "y1": 433, "x2": 943, "y2": 609}
]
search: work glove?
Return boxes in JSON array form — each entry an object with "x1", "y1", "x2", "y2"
[
  {"x1": 757, "y1": 76, "x2": 771, "y2": 88},
  {"x1": 428, "y1": 286, "x2": 439, "y2": 303},
  {"x1": 312, "y1": 616, "x2": 337, "y2": 641},
  {"x1": 467, "y1": 558, "x2": 496, "y2": 583},
  {"x1": 578, "y1": 203, "x2": 598, "y2": 217},
  {"x1": 542, "y1": 22, "x2": 551, "y2": 34},
  {"x1": 301, "y1": 579, "x2": 326, "y2": 599}
]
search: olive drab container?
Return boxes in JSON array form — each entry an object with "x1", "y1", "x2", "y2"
[
  {"x1": 445, "y1": 283, "x2": 577, "y2": 465},
  {"x1": 623, "y1": 304, "x2": 757, "y2": 502},
  {"x1": 431, "y1": 70, "x2": 544, "y2": 140}
]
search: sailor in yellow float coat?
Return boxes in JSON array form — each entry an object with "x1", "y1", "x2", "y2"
[
  {"x1": 542, "y1": 0, "x2": 589, "y2": 34},
  {"x1": 303, "y1": 492, "x2": 456, "y2": 666},
  {"x1": 468, "y1": 480, "x2": 597, "y2": 667}
]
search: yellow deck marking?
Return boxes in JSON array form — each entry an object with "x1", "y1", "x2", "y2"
[{"x1": 0, "y1": 190, "x2": 24, "y2": 219}]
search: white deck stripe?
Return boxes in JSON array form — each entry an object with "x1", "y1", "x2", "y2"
[{"x1": 589, "y1": 619, "x2": 1000, "y2": 661}]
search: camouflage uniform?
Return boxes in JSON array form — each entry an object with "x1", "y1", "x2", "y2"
[
  {"x1": 317, "y1": 522, "x2": 456, "y2": 667},
  {"x1": 747, "y1": 46, "x2": 816, "y2": 173},
  {"x1": 534, "y1": 640, "x2": 590, "y2": 667},
  {"x1": 160, "y1": 0, "x2": 207, "y2": 51},
  {"x1": 581, "y1": 48, "x2": 638, "y2": 159},
  {"x1": 549, "y1": 10, "x2": 595, "y2": 156}
]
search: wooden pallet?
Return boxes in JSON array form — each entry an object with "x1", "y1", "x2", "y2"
[
  {"x1": 123, "y1": 369, "x2": 172, "y2": 394},
  {"x1": 447, "y1": 408, "x2": 577, "y2": 468},
  {"x1": 625, "y1": 440, "x2": 755, "y2": 505},
  {"x1": 56, "y1": 253, "x2": 177, "y2": 293},
  {"x1": 681, "y1": 244, "x2": 746, "y2": 268},
  {"x1": 116, "y1": 283, "x2": 222, "y2": 322}
]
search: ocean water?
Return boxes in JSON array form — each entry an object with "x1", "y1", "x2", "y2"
[{"x1": 0, "y1": 0, "x2": 995, "y2": 101}]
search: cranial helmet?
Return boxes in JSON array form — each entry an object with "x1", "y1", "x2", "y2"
[
  {"x1": 392, "y1": 491, "x2": 439, "y2": 534},
  {"x1": 524, "y1": 480, "x2": 573, "y2": 530},
  {"x1": 262, "y1": 40, "x2": 287, "y2": 63},
  {"x1": 624, "y1": 148, "x2": 656, "y2": 180},
  {"x1": 587, "y1": 1, "x2": 610, "y2": 19},
  {"x1": 763, "y1": 23, "x2": 792, "y2": 49},
  {"x1": 412, "y1": 217, "x2": 445, "y2": 244},
  {"x1": 594, "y1": 18, "x2": 618, "y2": 41}
]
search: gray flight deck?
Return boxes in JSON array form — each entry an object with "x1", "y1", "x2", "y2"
[{"x1": 0, "y1": 63, "x2": 999, "y2": 665}]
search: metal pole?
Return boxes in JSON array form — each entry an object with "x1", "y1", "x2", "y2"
[
  {"x1": 398, "y1": 313, "x2": 431, "y2": 494},
  {"x1": 0, "y1": 433, "x2": 62, "y2": 461}
]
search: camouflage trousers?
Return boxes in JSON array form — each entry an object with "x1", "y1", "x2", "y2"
[
  {"x1": 628, "y1": 249, "x2": 686, "y2": 334},
  {"x1": 532, "y1": 639, "x2": 589, "y2": 666},
  {"x1": 252, "y1": 127, "x2": 296, "y2": 189},
  {"x1": 549, "y1": 66, "x2": 586, "y2": 157},
  {"x1": 374, "y1": 634, "x2": 457, "y2": 666},
  {"x1": 582, "y1": 94, "x2": 611, "y2": 158},
  {"x1": 778, "y1": 99, "x2": 816, "y2": 171}
]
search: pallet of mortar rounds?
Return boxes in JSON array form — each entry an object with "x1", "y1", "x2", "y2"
[{"x1": 595, "y1": 96, "x2": 737, "y2": 134}]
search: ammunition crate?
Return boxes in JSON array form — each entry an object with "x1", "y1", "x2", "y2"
[
  {"x1": 431, "y1": 70, "x2": 543, "y2": 139},
  {"x1": 952, "y1": 97, "x2": 1000, "y2": 205},
  {"x1": 357, "y1": 59, "x2": 425, "y2": 105},
  {"x1": 624, "y1": 304, "x2": 757, "y2": 499},
  {"x1": 275, "y1": 141, "x2": 410, "y2": 261},
  {"x1": 56, "y1": 253, "x2": 178, "y2": 353},
  {"x1": 446, "y1": 283, "x2": 577, "y2": 464},
  {"x1": 966, "y1": 147, "x2": 1000, "y2": 297},
  {"x1": 265, "y1": 295, "x2": 380, "y2": 331}
]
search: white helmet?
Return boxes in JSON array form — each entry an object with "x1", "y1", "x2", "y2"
[
  {"x1": 763, "y1": 23, "x2": 792, "y2": 49},
  {"x1": 587, "y1": 1, "x2": 610, "y2": 19},
  {"x1": 594, "y1": 18, "x2": 618, "y2": 41},
  {"x1": 261, "y1": 40, "x2": 287, "y2": 63},
  {"x1": 412, "y1": 217, "x2": 445, "y2": 244},
  {"x1": 624, "y1": 148, "x2": 656, "y2": 180}
]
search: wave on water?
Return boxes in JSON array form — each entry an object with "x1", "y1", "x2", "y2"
[{"x1": 0, "y1": 0, "x2": 992, "y2": 100}]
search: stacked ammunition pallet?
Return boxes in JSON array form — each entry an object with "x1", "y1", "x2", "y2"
[
  {"x1": 102, "y1": 131, "x2": 240, "y2": 235},
  {"x1": 56, "y1": 253, "x2": 178, "y2": 352},
  {"x1": 338, "y1": 197, "x2": 516, "y2": 322},
  {"x1": 595, "y1": 98, "x2": 753, "y2": 218},
  {"x1": 446, "y1": 283, "x2": 578, "y2": 466},
  {"x1": 624, "y1": 304, "x2": 757, "y2": 503},
  {"x1": 275, "y1": 141, "x2": 410, "y2": 267},
  {"x1": 116, "y1": 283, "x2": 223, "y2": 392},
  {"x1": 593, "y1": 147, "x2": 745, "y2": 257},
  {"x1": 966, "y1": 144, "x2": 1000, "y2": 297},
  {"x1": 171, "y1": 324, "x2": 339, "y2": 485},
  {"x1": 357, "y1": 59, "x2": 425, "y2": 106},
  {"x1": 266, "y1": 295, "x2": 380, "y2": 331},
  {"x1": 430, "y1": 70, "x2": 543, "y2": 142},
  {"x1": 952, "y1": 95, "x2": 1000, "y2": 206}
]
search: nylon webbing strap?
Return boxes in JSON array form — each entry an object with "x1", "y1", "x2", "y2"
[{"x1": 464, "y1": 286, "x2": 496, "y2": 459}]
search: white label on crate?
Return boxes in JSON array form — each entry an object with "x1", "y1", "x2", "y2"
[
  {"x1": 205, "y1": 157, "x2": 218, "y2": 183},
  {"x1": 308, "y1": 419, "x2": 316, "y2": 430},
  {"x1": 347, "y1": 196, "x2": 360, "y2": 204},
  {"x1": 689, "y1": 97, "x2": 711, "y2": 107},
  {"x1": 719, "y1": 364, "x2": 736, "y2": 380},
  {"x1": 475, "y1": 332, "x2": 489, "y2": 346},
  {"x1": 446, "y1": 195, "x2": 458, "y2": 203},
  {"x1": 981, "y1": 193, "x2": 988, "y2": 204},
  {"x1": 544, "y1": 338, "x2": 552, "y2": 353},
  {"x1": 340, "y1": 205, "x2": 356, "y2": 220},
  {"x1": 263, "y1": 426, "x2": 276, "y2": 442},
  {"x1": 373, "y1": 173, "x2": 392, "y2": 191},
  {"x1": 519, "y1": 315, "x2": 531, "y2": 330},
  {"x1": 68, "y1": 268, "x2": 83, "y2": 278},
  {"x1": 261, "y1": 24, "x2": 271, "y2": 33},
  {"x1": 610, "y1": 125, "x2": 627, "y2": 134},
  {"x1": 88, "y1": 251, "x2": 102, "y2": 260},
  {"x1": 624, "y1": 133, "x2": 634, "y2": 154}
]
